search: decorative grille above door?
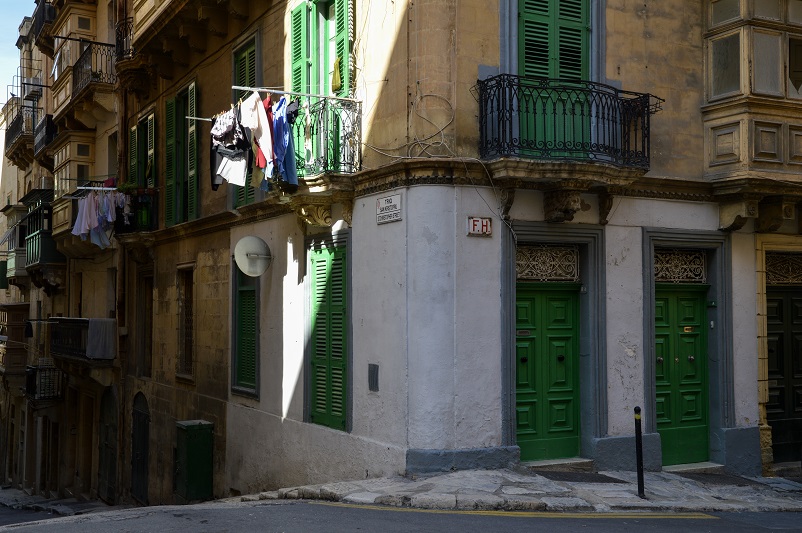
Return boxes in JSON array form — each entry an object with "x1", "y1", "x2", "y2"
[
  {"x1": 766, "y1": 252, "x2": 802, "y2": 285},
  {"x1": 516, "y1": 245, "x2": 580, "y2": 282},
  {"x1": 654, "y1": 248, "x2": 707, "y2": 283}
]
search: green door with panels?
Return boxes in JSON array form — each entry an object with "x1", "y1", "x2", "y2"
[
  {"x1": 516, "y1": 283, "x2": 580, "y2": 461},
  {"x1": 655, "y1": 285, "x2": 709, "y2": 466}
]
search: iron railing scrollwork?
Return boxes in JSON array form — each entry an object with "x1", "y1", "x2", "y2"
[
  {"x1": 73, "y1": 43, "x2": 117, "y2": 97},
  {"x1": 34, "y1": 114, "x2": 55, "y2": 157},
  {"x1": 114, "y1": 192, "x2": 158, "y2": 234},
  {"x1": 292, "y1": 97, "x2": 362, "y2": 177},
  {"x1": 32, "y1": 1, "x2": 55, "y2": 42},
  {"x1": 476, "y1": 74, "x2": 662, "y2": 169},
  {"x1": 25, "y1": 364, "x2": 64, "y2": 401},
  {"x1": 5, "y1": 106, "x2": 38, "y2": 152},
  {"x1": 115, "y1": 17, "x2": 135, "y2": 61}
]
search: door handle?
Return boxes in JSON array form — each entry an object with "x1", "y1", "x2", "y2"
[
  {"x1": 688, "y1": 355, "x2": 695, "y2": 362},
  {"x1": 557, "y1": 355, "x2": 565, "y2": 362},
  {"x1": 520, "y1": 357, "x2": 528, "y2": 363},
  {"x1": 657, "y1": 357, "x2": 663, "y2": 364}
]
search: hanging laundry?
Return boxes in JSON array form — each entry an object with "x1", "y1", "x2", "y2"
[
  {"x1": 272, "y1": 96, "x2": 299, "y2": 193},
  {"x1": 240, "y1": 91, "x2": 274, "y2": 181},
  {"x1": 210, "y1": 107, "x2": 253, "y2": 189}
]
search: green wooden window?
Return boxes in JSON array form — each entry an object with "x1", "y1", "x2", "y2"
[
  {"x1": 233, "y1": 40, "x2": 257, "y2": 208},
  {"x1": 0, "y1": 261, "x2": 7, "y2": 290},
  {"x1": 165, "y1": 82, "x2": 199, "y2": 227},
  {"x1": 234, "y1": 267, "x2": 258, "y2": 392},
  {"x1": 128, "y1": 113, "x2": 155, "y2": 189},
  {"x1": 309, "y1": 243, "x2": 348, "y2": 430},
  {"x1": 518, "y1": 0, "x2": 588, "y2": 80},
  {"x1": 290, "y1": 0, "x2": 352, "y2": 96}
]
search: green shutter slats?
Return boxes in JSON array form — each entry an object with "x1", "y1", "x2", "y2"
[
  {"x1": 128, "y1": 125, "x2": 137, "y2": 185},
  {"x1": 0, "y1": 261, "x2": 7, "y2": 289},
  {"x1": 236, "y1": 271, "x2": 257, "y2": 389},
  {"x1": 187, "y1": 82, "x2": 198, "y2": 221},
  {"x1": 165, "y1": 100, "x2": 176, "y2": 227},
  {"x1": 519, "y1": 0, "x2": 588, "y2": 81},
  {"x1": 290, "y1": 3, "x2": 310, "y2": 93},
  {"x1": 309, "y1": 244, "x2": 348, "y2": 430},
  {"x1": 146, "y1": 113, "x2": 156, "y2": 188},
  {"x1": 334, "y1": 0, "x2": 353, "y2": 95}
]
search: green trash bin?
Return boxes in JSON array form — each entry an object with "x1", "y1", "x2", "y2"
[{"x1": 175, "y1": 420, "x2": 213, "y2": 502}]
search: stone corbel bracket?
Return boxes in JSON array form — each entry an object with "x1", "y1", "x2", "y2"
[
  {"x1": 755, "y1": 197, "x2": 796, "y2": 233},
  {"x1": 718, "y1": 196, "x2": 760, "y2": 232},
  {"x1": 543, "y1": 180, "x2": 592, "y2": 223}
]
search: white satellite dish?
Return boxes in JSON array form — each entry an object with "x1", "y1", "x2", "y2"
[{"x1": 234, "y1": 235, "x2": 272, "y2": 277}]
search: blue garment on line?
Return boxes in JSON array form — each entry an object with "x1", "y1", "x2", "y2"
[{"x1": 272, "y1": 96, "x2": 299, "y2": 186}]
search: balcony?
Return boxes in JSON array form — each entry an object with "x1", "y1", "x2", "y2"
[
  {"x1": 115, "y1": 17, "x2": 134, "y2": 61},
  {"x1": 34, "y1": 114, "x2": 56, "y2": 170},
  {"x1": 73, "y1": 43, "x2": 117, "y2": 98},
  {"x1": 476, "y1": 74, "x2": 662, "y2": 170},
  {"x1": 114, "y1": 191, "x2": 158, "y2": 235},
  {"x1": 0, "y1": 303, "x2": 31, "y2": 378},
  {"x1": 20, "y1": 189, "x2": 65, "y2": 295},
  {"x1": 32, "y1": 1, "x2": 56, "y2": 57},
  {"x1": 4, "y1": 106, "x2": 38, "y2": 169},
  {"x1": 293, "y1": 97, "x2": 362, "y2": 178},
  {"x1": 50, "y1": 317, "x2": 116, "y2": 366},
  {"x1": 25, "y1": 363, "x2": 64, "y2": 402}
]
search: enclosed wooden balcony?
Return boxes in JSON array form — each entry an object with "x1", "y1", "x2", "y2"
[{"x1": 0, "y1": 302, "x2": 31, "y2": 378}]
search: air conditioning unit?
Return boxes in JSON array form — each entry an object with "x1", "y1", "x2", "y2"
[{"x1": 23, "y1": 77, "x2": 42, "y2": 100}]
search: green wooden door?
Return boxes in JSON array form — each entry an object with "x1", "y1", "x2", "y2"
[
  {"x1": 516, "y1": 283, "x2": 580, "y2": 461},
  {"x1": 766, "y1": 288, "x2": 802, "y2": 463},
  {"x1": 518, "y1": 0, "x2": 590, "y2": 158},
  {"x1": 655, "y1": 285, "x2": 709, "y2": 466}
]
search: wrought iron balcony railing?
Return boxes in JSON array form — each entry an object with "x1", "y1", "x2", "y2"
[
  {"x1": 25, "y1": 364, "x2": 64, "y2": 401},
  {"x1": 292, "y1": 96, "x2": 362, "y2": 177},
  {"x1": 114, "y1": 192, "x2": 158, "y2": 234},
  {"x1": 32, "y1": 1, "x2": 55, "y2": 42},
  {"x1": 476, "y1": 74, "x2": 662, "y2": 169},
  {"x1": 50, "y1": 317, "x2": 117, "y2": 362},
  {"x1": 115, "y1": 17, "x2": 135, "y2": 61},
  {"x1": 5, "y1": 106, "x2": 37, "y2": 153},
  {"x1": 73, "y1": 43, "x2": 117, "y2": 97},
  {"x1": 34, "y1": 114, "x2": 55, "y2": 157}
]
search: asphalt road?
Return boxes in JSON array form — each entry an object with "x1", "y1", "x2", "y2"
[{"x1": 1, "y1": 501, "x2": 802, "y2": 532}]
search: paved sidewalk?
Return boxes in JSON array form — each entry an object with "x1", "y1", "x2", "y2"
[
  {"x1": 0, "y1": 488, "x2": 126, "y2": 516},
  {"x1": 231, "y1": 468, "x2": 802, "y2": 513}
]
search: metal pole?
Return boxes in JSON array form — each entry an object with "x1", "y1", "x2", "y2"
[{"x1": 634, "y1": 406, "x2": 645, "y2": 498}]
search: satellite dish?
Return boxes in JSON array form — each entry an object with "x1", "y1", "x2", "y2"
[{"x1": 234, "y1": 235, "x2": 272, "y2": 277}]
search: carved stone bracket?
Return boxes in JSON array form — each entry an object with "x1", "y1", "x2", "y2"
[
  {"x1": 333, "y1": 192, "x2": 354, "y2": 227},
  {"x1": 498, "y1": 187, "x2": 516, "y2": 220},
  {"x1": 598, "y1": 192, "x2": 614, "y2": 225},
  {"x1": 544, "y1": 189, "x2": 583, "y2": 223},
  {"x1": 719, "y1": 197, "x2": 760, "y2": 232},
  {"x1": 755, "y1": 197, "x2": 795, "y2": 233},
  {"x1": 293, "y1": 200, "x2": 333, "y2": 228},
  {"x1": 119, "y1": 234, "x2": 156, "y2": 265}
]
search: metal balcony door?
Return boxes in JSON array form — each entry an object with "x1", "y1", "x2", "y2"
[
  {"x1": 131, "y1": 393, "x2": 149, "y2": 504},
  {"x1": 98, "y1": 389, "x2": 117, "y2": 504},
  {"x1": 766, "y1": 288, "x2": 802, "y2": 463},
  {"x1": 655, "y1": 285, "x2": 709, "y2": 465},
  {"x1": 515, "y1": 283, "x2": 580, "y2": 461}
]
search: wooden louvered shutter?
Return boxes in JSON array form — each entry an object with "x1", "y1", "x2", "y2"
[
  {"x1": 164, "y1": 99, "x2": 176, "y2": 227},
  {"x1": 128, "y1": 124, "x2": 137, "y2": 185},
  {"x1": 519, "y1": 0, "x2": 588, "y2": 80},
  {"x1": 333, "y1": 0, "x2": 352, "y2": 95},
  {"x1": 187, "y1": 82, "x2": 198, "y2": 220},
  {"x1": 235, "y1": 269, "x2": 257, "y2": 390},
  {"x1": 146, "y1": 113, "x2": 156, "y2": 188},
  {"x1": 309, "y1": 244, "x2": 348, "y2": 430},
  {"x1": 291, "y1": 3, "x2": 310, "y2": 94}
]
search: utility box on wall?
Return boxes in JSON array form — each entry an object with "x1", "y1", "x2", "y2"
[{"x1": 174, "y1": 420, "x2": 213, "y2": 502}]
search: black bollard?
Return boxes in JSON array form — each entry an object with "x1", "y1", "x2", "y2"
[{"x1": 634, "y1": 406, "x2": 645, "y2": 498}]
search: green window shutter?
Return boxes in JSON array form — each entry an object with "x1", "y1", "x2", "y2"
[
  {"x1": 290, "y1": 3, "x2": 310, "y2": 93},
  {"x1": 0, "y1": 261, "x2": 7, "y2": 289},
  {"x1": 309, "y1": 244, "x2": 347, "y2": 430},
  {"x1": 333, "y1": 0, "x2": 352, "y2": 95},
  {"x1": 235, "y1": 270, "x2": 257, "y2": 390},
  {"x1": 146, "y1": 113, "x2": 156, "y2": 188},
  {"x1": 519, "y1": 0, "x2": 588, "y2": 80},
  {"x1": 234, "y1": 40, "x2": 257, "y2": 101},
  {"x1": 128, "y1": 125, "x2": 137, "y2": 185},
  {"x1": 187, "y1": 82, "x2": 198, "y2": 220},
  {"x1": 164, "y1": 99, "x2": 176, "y2": 227}
]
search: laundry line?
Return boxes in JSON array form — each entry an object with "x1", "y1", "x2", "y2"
[{"x1": 185, "y1": 85, "x2": 358, "y2": 122}]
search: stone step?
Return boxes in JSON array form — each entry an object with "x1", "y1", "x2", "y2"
[
  {"x1": 519, "y1": 458, "x2": 595, "y2": 473},
  {"x1": 662, "y1": 461, "x2": 726, "y2": 474}
]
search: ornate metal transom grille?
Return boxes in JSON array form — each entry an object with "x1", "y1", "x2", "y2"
[
  {"x1": 654, "y1": 248, "x2": 707, "y2": 283},
  {"x1": 766, "y1": 252, "x2": 802, "y2": 285},
  {"x1": 516, "y1": 245, "x2": 580, "y2": 282}
]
